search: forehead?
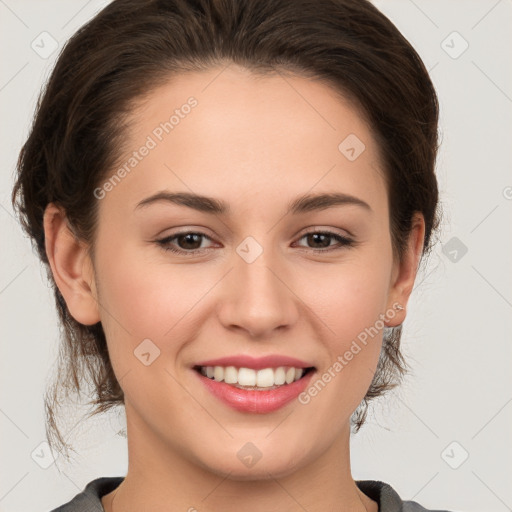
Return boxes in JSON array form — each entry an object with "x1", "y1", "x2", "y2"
[{"x1": 101, "y1": 64, "x2": 388, "y2": 217}]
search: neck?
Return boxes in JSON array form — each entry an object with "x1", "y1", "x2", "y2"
[{"x1": 105, "y1": 405, "x2": 376, "y2": 512}]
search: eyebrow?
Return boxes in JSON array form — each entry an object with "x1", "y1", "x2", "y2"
[{"x1": 135, "y1": 191, "x2": 372, "y2": 215}]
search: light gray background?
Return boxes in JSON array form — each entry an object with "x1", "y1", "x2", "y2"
[{"x1": 1, "y1": 1, "x2": 511, "y2": 511}]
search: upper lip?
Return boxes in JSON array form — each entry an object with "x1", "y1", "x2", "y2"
[{"x1": 194, "y1": 355, "x2": 315, "y2": 370}]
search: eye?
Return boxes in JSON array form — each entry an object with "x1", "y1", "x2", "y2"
[
  {"x1": 155, "y1": 229, "x2": 355, "y2": 256},
  {"x1": 156, "y1": 231, "x2": 215, "y2": 254},
  {"x1": 294, "y1": 230, "x2": 355, "y2": 252}
]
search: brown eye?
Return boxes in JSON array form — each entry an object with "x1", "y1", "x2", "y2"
[
  {"x1": 155, "y1": 229, "x2": 354, "y2": 256},
  {"x1": 295, "y1": 231, "x2": 354, "y2": 252},
  {"x1": 156, "y1": 231, "x2": 214, "y2": 254}
]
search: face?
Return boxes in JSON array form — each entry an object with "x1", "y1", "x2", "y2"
[{"x1": 54, "y1": 64, "x2": 420, "y2": 479}]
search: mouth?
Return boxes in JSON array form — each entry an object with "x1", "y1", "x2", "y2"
[
  {"x1": 193, "y1": 365, "x2": 316, "y2": 391},
  {"x1": 192, "y1": 361, "x2": 317, "y2": 414}
]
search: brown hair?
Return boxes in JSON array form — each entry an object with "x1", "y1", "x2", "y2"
[{"x1": 11, "y1": 0, "x2": 440, "y2": 459}]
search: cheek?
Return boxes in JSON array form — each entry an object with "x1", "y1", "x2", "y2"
[
  {"x1": 295, "y1": 246, "x2": 393, "y2": 412},
  {"x1": 299, "y1": 254, "x2": 393, "y2": 345},
  {"x1": 296, "y1": 267, "x2": 388, "y2": 428},
  {"x1": 93, "y1": 243, "x2": 217, "y2": 385},
  {"x1": 96, "y1": 242, "x2": 210, "y2": 336}
]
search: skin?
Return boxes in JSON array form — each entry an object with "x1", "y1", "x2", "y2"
[{"x1": 43, "y1": 64, "x2": 424, "y2": 512}]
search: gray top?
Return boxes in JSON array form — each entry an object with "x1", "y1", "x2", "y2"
[{"x1": 48, "y1": 476, "x2": 454, "y2": 512}]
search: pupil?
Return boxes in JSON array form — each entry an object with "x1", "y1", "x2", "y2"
[
  {"x1": 309, "y1": 233, "x2": 330, "y2": 248},
  {"x1": 180, "y1": 233, "x2": 201, "y2": 249}
]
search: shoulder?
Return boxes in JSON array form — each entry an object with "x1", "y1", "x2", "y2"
[
  {"x1": 49, "y1": 476, "x2": 124, "y2": 512},
  {"x1": 48, "y1": 476, "x2": 456, "y2": 512},
  {"x1": 356, "y1": 479, "x2": 456, "y2": 512}
]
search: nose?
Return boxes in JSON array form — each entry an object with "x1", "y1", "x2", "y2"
[{"x1": 216, "y1": 244, "x2": 300, "y2": 339}]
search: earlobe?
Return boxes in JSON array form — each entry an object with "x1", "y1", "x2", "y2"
[
  {"x1": 43, "y1": 203, "x2": 100, "y2": 326},
  {"x1": 385, "y1": 212, "x2": 425, "y2": 327}
]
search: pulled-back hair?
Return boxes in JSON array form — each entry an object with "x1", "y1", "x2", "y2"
[{"x1": 11, "y1": 0, "x2": 440, "y2": 459}]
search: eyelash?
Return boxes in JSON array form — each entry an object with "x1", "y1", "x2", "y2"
[{"x1": 155, "y1": 230, "x2": 355, "y2": 255}]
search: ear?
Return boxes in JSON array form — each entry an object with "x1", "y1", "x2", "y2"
[
  {"x1": 385, "y1": 212, "x2": 425, "y2": 327},
  {"x1": 43, "y1": 203, "x2": 100, "y2": 326}
]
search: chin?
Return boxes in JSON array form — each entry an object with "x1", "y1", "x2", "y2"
[{"x1": 194, "y1": 442, "x2": 310, "y2": 481}]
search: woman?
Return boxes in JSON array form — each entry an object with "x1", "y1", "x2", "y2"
[{"x1": 12, "y1": 0, "x2": 451, "y2": 510}]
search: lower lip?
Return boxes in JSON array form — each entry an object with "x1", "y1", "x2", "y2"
[{"x1": 194, "y1": 369, "x2": 315, "y2": 414}]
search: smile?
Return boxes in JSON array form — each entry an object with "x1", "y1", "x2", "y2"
[
  {"x1": 192, "y1": 356, "x2": 317, "y2": 413},
  {"x1": 195, "y1": 365, "x2": 315, "y2": 390}
]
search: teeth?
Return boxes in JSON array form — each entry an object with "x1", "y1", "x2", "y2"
[
  {"x1": 274, "y1": 367, "x2": 286, "y2": 385},
  {"x1": 256, "y1": 368, "x2": 274, "y2": 387},
  {"x1": 224, "y1": 366, "x2": 238, "y2": 384},
  {"x1": 238, "y1": 367, "x2": 256, "y2": 386},
  {"x1": 199, "y1": 365, "x2": 309, "y2": 388}
]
